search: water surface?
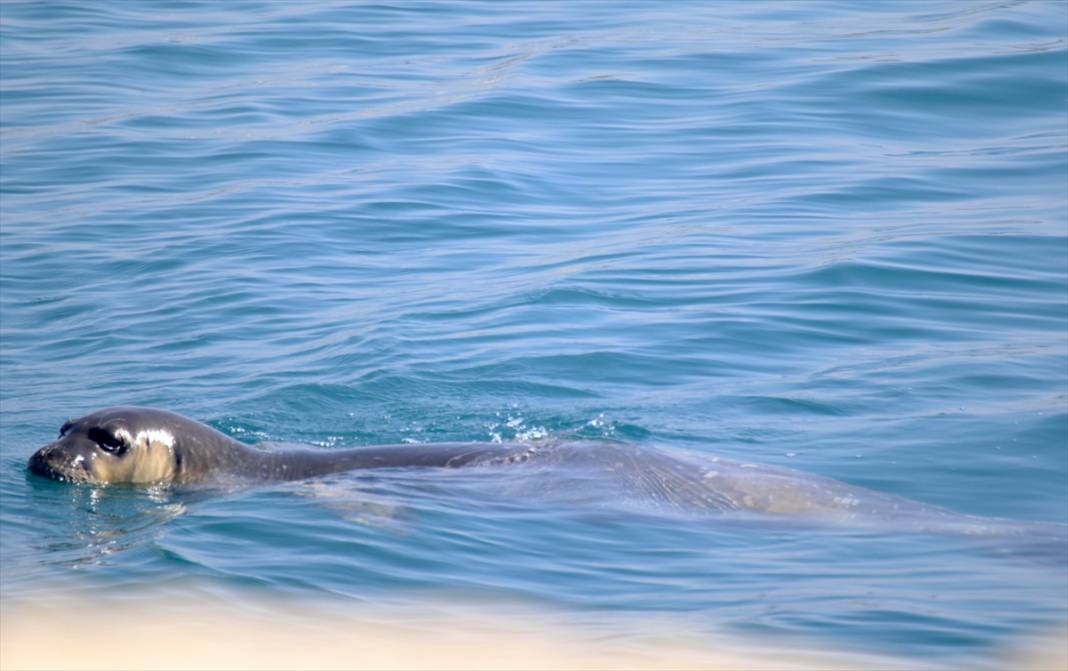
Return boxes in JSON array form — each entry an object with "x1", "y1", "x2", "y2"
[{"x1": 1, "y1": 1, "x2": 1066, "y2": 667}]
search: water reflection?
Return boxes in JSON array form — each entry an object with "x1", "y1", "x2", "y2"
[{"x1": 25, "y1": 475, "x2": 187, "y2": 569}]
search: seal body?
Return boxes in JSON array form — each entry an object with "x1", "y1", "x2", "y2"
[
  {"x1": 18, "y1": 406, "x2": 986, "y2": 522},
  {"x1": 25, "y1": 407, "x2": 1068, "y2": 546},
  {"x1": 27, "y1": 407, "x2": 527, "y2": 486}
]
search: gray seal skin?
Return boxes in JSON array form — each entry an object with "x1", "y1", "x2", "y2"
[
  {"x1": 27, "y1": 407, "x2": 520, "y2": 486},
  {"x1": 24, "y1": 407, "x2": 1068, "y2": 545}
]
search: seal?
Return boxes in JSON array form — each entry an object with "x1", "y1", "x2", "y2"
[
  {"x1": 24, "y1": 407, "x2": 1068, "y2": 548},
  {"x1": 27, "y1": 406, "x2": 521, "y2": 485}
]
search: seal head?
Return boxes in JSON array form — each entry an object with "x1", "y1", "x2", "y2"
[{"x1": 28, "y1": 407, "x2": 193, "y2": 485}]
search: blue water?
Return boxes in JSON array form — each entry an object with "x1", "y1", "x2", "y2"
[{"x1": 2, "y1": 0, "x2": 1066, "y2": 665}]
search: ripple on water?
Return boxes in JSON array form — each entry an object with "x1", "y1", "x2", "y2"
[{"x1": 1, "y1": 1, "x2": 1066, "y2": 667}]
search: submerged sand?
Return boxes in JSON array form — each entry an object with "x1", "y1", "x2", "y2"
[{"x1": 1, "y1": 588, "x2": 1064, "y2": 670}]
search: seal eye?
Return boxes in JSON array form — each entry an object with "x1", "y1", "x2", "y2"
[{"x1": 87, "y1": 427, "x2": 126, "y2": 454}]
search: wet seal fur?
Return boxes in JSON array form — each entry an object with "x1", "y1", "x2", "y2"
[
  {"x1": 25, "y1": 407, "x2": 1068, "y2": 550},
  {"x1": 28, "y1": 407, "x2": 520, "y2": 485}
]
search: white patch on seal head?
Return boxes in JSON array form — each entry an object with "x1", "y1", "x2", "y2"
[
  {"x1": 111, "y1": 426, "x2": 178, "y2": 483},
  {"x1": 137, "y1": 429, "x2": 175, "y2": 450},
  {"x1": 113, "y1": 427, "x2": 176, "y2": 452}
]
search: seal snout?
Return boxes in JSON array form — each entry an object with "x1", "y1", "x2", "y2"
[
  {"x1": 28, "y1": 444, "x2": 59, "y2": 478},
  {"x1": 28, "y1": 442, "x2": 89, "y2": 483}
]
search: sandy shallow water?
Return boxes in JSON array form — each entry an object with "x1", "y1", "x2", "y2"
[{"x1": 3, "y1": 589, "x2": 1065, "y2": 671}]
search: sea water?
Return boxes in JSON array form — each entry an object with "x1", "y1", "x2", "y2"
[{"x1": 1, "y1": 2, "x2": 1066, "y2": 668}]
